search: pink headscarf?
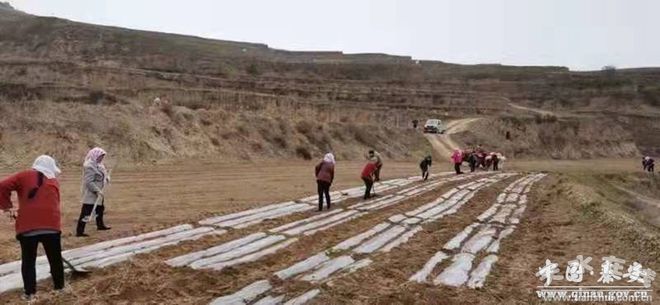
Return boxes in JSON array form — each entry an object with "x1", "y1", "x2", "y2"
[{"x1": 84, "y1": 147, "x2": 108, "y2": 176}]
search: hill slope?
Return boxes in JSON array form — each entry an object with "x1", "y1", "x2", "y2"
[{"x1": 0, "y1": 6, "x2": 659, "y2": 165}]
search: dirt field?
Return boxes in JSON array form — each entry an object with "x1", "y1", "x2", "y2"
[
  {"x1": 312, "y1": 173, "x2": 660, "y2": 305},
  {"x1": 0, "y1": 160, "x2": 420, "y2": 262},
  {"x1": 0, "y1": 157, "x2": 658, "y2": 305}
]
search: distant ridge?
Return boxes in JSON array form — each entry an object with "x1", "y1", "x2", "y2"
[
  {"x1": 0, "y1": 5, "x2": 569, "y2": 74},
  {"x1": 0, "y1": 2, "x2": 15, "y2": 11}
]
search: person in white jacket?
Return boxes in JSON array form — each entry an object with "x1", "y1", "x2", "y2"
[{"x1": 75, "y1": 147, "x2": 111, "y2": 237}]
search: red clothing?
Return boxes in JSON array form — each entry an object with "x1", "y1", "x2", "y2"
[
  {"x1": 361, "y1": 162, "x2": 377, "y2": 180},
  {"x1": 0, "y1": 170, "x2": 61, "y2": 235},
  {"x1": 315, "y1": 161, "x2": 335, "y2": 184},
  {"x1": 451, "y1": 151, "x2": 464, "y2": 164}
]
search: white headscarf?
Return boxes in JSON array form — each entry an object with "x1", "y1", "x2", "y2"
[
  {"x1": 32, "y1": 155, "x2": 61, "y2": 179},
  {"x1": 323, "y1": 153, "x2": 336, "y2": 165}
]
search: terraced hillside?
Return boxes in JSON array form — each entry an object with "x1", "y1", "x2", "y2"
[{"x1": 0, "y1": 4, "x2": 659, "y2": 165}]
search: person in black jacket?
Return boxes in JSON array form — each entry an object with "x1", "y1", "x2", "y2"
[
  {"x1": 644, "y1": 156, "x2": 655, "y2": 173},
  {"x1": 491, "y1": 153, "x2": 500, "y2": 171},
  {"x1": 467, "y1": 151, "x2": 478, "y2": 173},
  {"x1": 420, "y1": 156, "x2": 432, "y2": 180}
]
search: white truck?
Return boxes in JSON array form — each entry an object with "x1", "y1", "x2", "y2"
[{"x1": 423, "y1": 119, "x2": 447, "y2": 134}]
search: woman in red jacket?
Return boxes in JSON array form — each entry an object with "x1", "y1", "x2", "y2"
[
  {"x1": 0, "y1": 155, "x2": 65, "y2": 300},
  {"x1": 315, "y1": 153, "x2": 335, "y2": 211},
  {"x1": 361, "y1": 161, "x2": 378, "y2": 200}
]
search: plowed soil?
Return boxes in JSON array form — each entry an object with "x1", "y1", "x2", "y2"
[{"x1": 1, "y1": 159, "x2": 659, "y2": 305}]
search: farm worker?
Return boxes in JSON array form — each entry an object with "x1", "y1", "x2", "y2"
[
  {"x1": 467, "y1": 151, "x2": 477, "y2": 173},
  {"x1": 645, "y1": 156, "x2": 655, "y2": 173},
  {"x1": 0, "y1": 155, "x2": 65, "y2": 300},
  {"x1": 367, "y1": 150, "x2": 383, "y2": 182},
  {"x1": 491, "y1": 152, "x2": 500, "y2": 171},
  {"x1": 420, "y1": 155, "x2": 432, "y2": 181},
  {"x1": 484, "y1": 154, "x2": 493, "y2": 170},
  {"x1": 76, "y1": 147, "x2": 111, "y2": 237},
  {"x1": 451, "y1": 150, "x2": 464, "y2": 175},
  {"x1": 315, "y1": 153, "x2": 335, "y2": 211},
  {"x1": 643, "y1": 157, "x2": 649, "y2": 171},
  {"x1": 475, "y1": 144, "x2": 486, "y2": 168},
  {"x1": 361, "y1": 161, "x2": 378, "y2": 200}
]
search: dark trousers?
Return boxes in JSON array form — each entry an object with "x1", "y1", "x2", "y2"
[
  {"x1": 648, "y1": 164, "x2": 655, "y2": 172},
  {"x1": 18, "y1": 233, "x2": 64, "y2": 295},
  {"x1": 421, "y1": 167, "x2": 429, "y2": 180},
  {"x1": 362, "y1": 177, "x2": 374, "y2": 199},
  {"x1": 469, "y1": 161, "x2": 476, "y2": 172},
  {"x1": 493, "y1": 160, "x2": 499, "y2": 171},
  {"x1": 317, "y1": 180, "x2": 331, "y2": 210},
  {"x1": 76, "y1": 204, "x2": 106, "y2": 234},
  {"x1": 478, "y1": 158, "x2": 485, "y2": 169},
  {"x1": 374, "y1": 164, "x2": 382, "y2": 182},
  {"x1": 454, "y1": 163, "x2": 462, "y2": 174}
]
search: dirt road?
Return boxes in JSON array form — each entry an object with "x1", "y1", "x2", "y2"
[
  {"x1": 424, "y1": 118, "x2": 480, "y2": 160},
  {"x1": 485, "y1": 94, "x2": 557, "y2": 117},
  {"x1": 508, "y1": 102, "x2": 556, "y2": 116}
]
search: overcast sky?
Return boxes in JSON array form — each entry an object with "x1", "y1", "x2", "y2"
[{"x1": 8, "y1": 0, "x2": 660, "y2": 71}]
